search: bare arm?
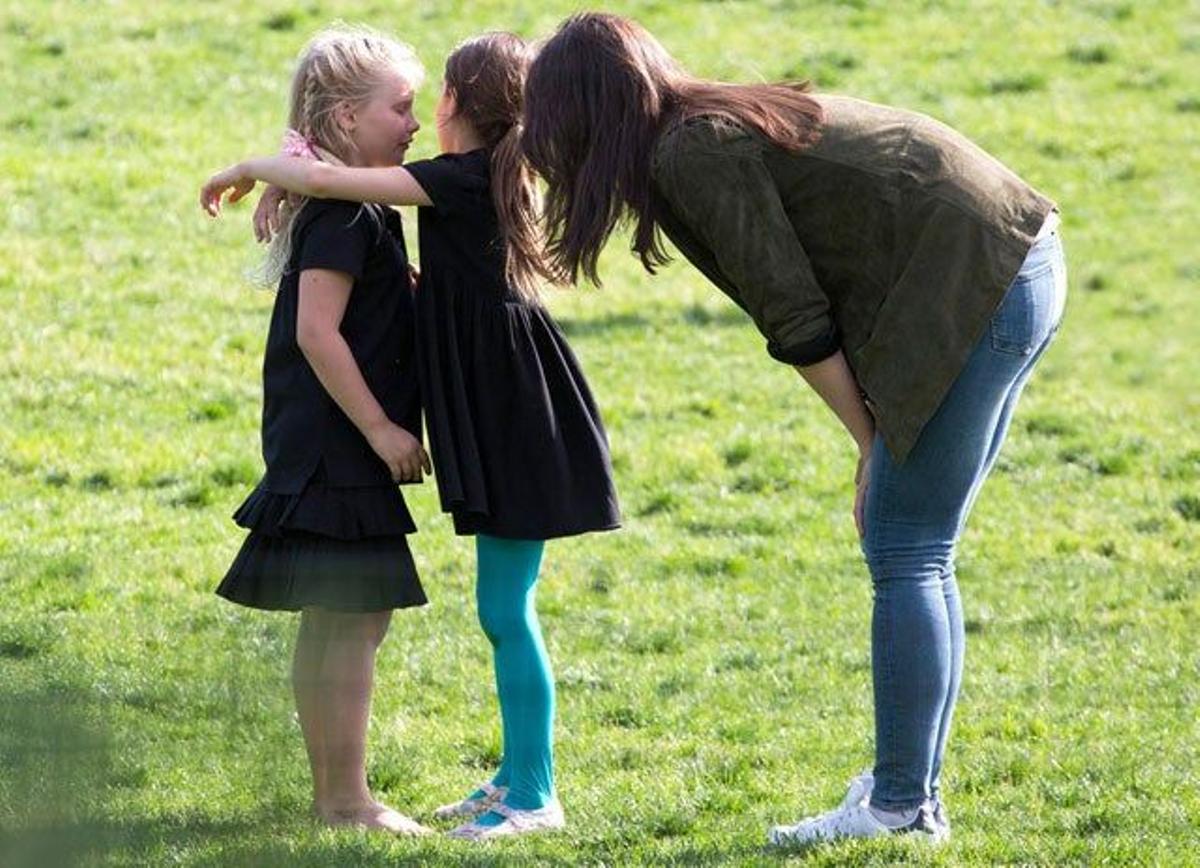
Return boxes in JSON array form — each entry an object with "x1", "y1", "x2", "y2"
[
  {"x1": 796, "y1": 350, "x2": 876, "y2": 536},
  {"x1": 296, "y1": 268, "x2": 430, "y2": 482},
  {"x1": 795, "y1": 351, "x2": 875, "y2": 452},
  {"x1": 201, "y1": 157, "x2": 431, "y2": 215}
]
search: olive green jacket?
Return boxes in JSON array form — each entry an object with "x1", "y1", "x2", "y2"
[{"x1": 651, "y1": 94, "x2": 1056, "y2": 462}]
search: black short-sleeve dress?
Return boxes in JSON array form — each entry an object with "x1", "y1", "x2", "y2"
[
  {"x1": 404, "y1": 150, "x2": 620, "y2": 540},
  {"x1": 217, "y1": 199, "x2": 427, "y2": 612}
]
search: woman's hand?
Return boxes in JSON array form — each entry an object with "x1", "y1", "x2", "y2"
[
  {"x1": 254, "y1": 185, "x2": 288, "y2": 243},
  {"x1": 200, "y1": 164, "x2": 256, "y2": 217},
  {"x1": 366, "y1": 421, "x2": 432, "y2": 483},
  {"x1": 854, "y1": 447, "x2": 871, "y2": 538}
]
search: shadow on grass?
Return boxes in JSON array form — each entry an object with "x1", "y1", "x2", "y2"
[
  {"x1": 0, "y1": 683, "x2": 287, "y2": 867},
  {"x1": 556, "y1": 311, "x2": 652, "y2": 337},
  {"x1": 0, "y1": 815, "x2": 273, "y2": 868},
  {"x1": 555, "y1": 304, "x2": 746, "y2": 340},
  {"x1": 0, "y1": 682, "x2": 841, "y2": 867}
]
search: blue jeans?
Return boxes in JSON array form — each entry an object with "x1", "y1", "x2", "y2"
[{"x1": 863, "y1": 231, "x2": 1067, "y2": 811}]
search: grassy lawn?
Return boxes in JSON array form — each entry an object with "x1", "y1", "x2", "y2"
[{"x1": 1, "y1": 0, "x2": 1197, "y2": 864}]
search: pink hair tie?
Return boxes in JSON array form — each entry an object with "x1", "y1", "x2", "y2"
[{"x1": 281, "y1": 128, "x2": 319, "y2": 160}]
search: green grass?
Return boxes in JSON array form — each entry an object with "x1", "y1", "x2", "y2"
[{"x1": 2, "y1": 0, "x2": 1198, "y2": 864}]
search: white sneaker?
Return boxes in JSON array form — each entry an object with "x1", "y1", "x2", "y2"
[
  {"x1": 768, "y1": 776, "x2": 944, "y2": 847},
  {"x1": 839, "y1": 771, "x2": 875, "y2": 809},
  {"x1": 841, "y1": 770, "x2": 952, "y2": 838},
  {"x1": 447, "y1": 799, "x2": 565, "y2": 840},
  {"x1": 432, "y1": 782, "x2": 508, "y2": 820}
]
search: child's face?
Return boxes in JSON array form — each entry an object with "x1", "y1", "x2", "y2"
[
  {"x1": 345, "y1": 69, "x2": 421, "y2": 167},
  {"x1": 434, "y1": 86, "x2": 456, "y2": 153}
]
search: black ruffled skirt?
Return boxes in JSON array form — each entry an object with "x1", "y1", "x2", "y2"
[{"x1": 216, "y1": 471, "x2": 426, "y2": 613}]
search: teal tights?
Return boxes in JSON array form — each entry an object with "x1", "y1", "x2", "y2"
[{"x1": 471, "y1": 535, "x2": 554, "y2": 822}]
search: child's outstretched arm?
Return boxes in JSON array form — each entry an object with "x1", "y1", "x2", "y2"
[
  {"x1": 201, "y1": 157, "x2": 432, "y2": 216},
  {"x1": 296, "y1": 267, "x2": 431, "y2": 483}
]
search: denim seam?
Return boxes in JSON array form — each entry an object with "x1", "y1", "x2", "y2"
[
  {"x1": 878, "y1": 582, "x2": 897, "y2": 807},
  {"x1": 865, "y1": 442, "x2": 899, "y2": 554}
]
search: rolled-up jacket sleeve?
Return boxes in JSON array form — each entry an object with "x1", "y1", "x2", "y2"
[{"x1": 656, "y1": 124, "x2": 839, "y2": 366}]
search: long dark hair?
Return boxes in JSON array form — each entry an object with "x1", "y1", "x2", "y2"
[
  {"x1": 521, "y1": 12, "x2": 824, "y2": 285},
  {"x1": 444, "y1": 32, "x2": 563, "y2": 298}
]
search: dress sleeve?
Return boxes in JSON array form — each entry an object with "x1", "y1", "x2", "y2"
[
  {"x1": 655, "y1": 123, "x2": 839, "y2": 366},
  {"x1": 405, "y1": 155, "x2": 489, "y2": 217},
  {"x1": 295, "y1": 201, "x2": 374, "y2": 279}
]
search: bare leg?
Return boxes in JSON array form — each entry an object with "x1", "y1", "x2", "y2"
[
  {"x1": 315, "y1": 609, "x2": 429, "y2": 834},
  {"x1": 292, "y1": 608, "x2": 333, "y2": 813}
]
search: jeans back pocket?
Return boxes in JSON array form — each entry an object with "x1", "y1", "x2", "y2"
[{"x1": 990, "y1": 269, "x2": 1048, "y2": 356}]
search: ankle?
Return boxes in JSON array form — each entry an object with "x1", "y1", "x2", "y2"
[
  {"x1": 868, "y1": 803, "x2": 920, "y2": 828},
  {"x1": 318, "y1": 790, "x2": 373, "y2": 813}
]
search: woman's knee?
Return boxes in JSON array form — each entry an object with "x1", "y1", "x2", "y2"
[{"x1": 863, "y1": 539, "x2": 956, "y2": 586}]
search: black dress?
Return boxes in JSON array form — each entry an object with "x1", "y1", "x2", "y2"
[
  {"x1": 404, "y1": 150, "x2": 620, "y2": 539},
  {"x1": 217, "y1": 200, "x2": 427, "y2": 612}
]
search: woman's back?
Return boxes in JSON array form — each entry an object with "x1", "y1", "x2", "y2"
[{"x1": 650, "y1": 95, "x2": 1055, "y2": 461}]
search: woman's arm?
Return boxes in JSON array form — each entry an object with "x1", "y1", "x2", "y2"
[
  {"x1": 795, "y1": 350, "x2": 876, "y2": 537},
  {"x1": 795, "y1": 351, "x2": 874, "y2": 451},
  {"x1": 296, "y1": 268, "x2": 431, "y2": 482},
  {"x1": 201, "y1": 157, "x2": 432, "y2": 215}
]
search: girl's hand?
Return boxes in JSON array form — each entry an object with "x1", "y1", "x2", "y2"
[
  {"x1": 854, "y1": 447, "x2": 871, "y2": 538},
  {"x1": 366, "y1": 421, "x2": 432, "y2": 483},
  {"x1": 254, "y1": 185, "x2": 288, "y2": 243},
  {"x1": 200, "y1": 164, "x2": 255, "y2": 217}
]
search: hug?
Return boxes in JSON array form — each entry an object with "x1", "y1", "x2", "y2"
[{"x1": 201, "y1": 10, "x2": 1064, "y2": 848}]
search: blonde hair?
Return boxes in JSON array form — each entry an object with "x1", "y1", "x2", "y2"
[{"x1": 258, "y1": 24, "x2": 424, "y2": 285}]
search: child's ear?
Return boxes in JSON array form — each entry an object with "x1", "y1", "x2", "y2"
[{"x1": 334, "y1": 100, "x2": 357, "y2": 133}]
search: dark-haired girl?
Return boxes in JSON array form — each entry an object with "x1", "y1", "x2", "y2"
[
  {"x1": 520, "y1": 12, "x2": 1065, "y2": 847},
  {"x1": 202, "y1": 32, "x2": 620, "y2": 840}
]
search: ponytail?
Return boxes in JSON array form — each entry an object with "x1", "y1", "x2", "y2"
[
  {"x1": 444, "y1": 32, "x2": 566, "y2": 300},
  {"x1": 491, "y1": 123, "x2": 566, "y2": 300}
]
